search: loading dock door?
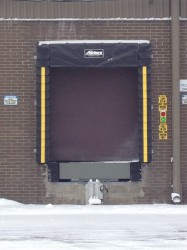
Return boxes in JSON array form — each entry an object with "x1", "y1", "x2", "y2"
[
  {"x1": 36, "y1": 41, "x2": 152, "y2": 171},
  {"x1": 50, "y1": 67, "x2": 138, "y2": 162}
]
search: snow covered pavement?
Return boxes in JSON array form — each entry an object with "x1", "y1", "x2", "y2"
[{"x1": 0, "y1": 199, "x2": 187, "y2": 250}]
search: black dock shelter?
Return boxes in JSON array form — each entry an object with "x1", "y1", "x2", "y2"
[{"x1": 36, "y1": 40, "x2": 152, "y2": 182}]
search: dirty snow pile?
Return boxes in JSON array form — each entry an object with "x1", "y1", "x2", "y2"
[{"x1": 0, "y1": 198, "x2": 187, "y2": 250}]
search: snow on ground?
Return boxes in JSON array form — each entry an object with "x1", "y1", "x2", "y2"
[{"x1": 0, "y1": 199, "x2": 187, "y2": 250}]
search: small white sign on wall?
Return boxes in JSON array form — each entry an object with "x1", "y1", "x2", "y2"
[
  {"x1": 182, "y1": 95, "x2": 187, "y2": 104},
  {"x1": 180, "y1": 80, "x2": 187, "y2": 92},
  {"x1": 4, "y1": 96, "x2": 18, "y2": 105}
]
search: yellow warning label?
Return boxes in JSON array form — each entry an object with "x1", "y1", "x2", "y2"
[
  {"x1": 159, "y1": 105, "x2": 167, "y2": 111},
  {"x1": 159, "y1": 133, "x2": 168, "y2": 140},
  {"x1": 159, "y1": 95, "x2": 167, "y2": 105},
  {"x1": 159, "y1": 124, "x2": 168, "y2": 132}
]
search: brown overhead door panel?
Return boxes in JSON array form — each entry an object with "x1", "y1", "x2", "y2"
[{"x1": 49, "y1": 67, "x2": 138, "y2": 162}]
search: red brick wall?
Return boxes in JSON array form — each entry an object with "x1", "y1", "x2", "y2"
[
  {"x1": 0, "y1": 20, "x2": 185, "y2": 204},
  {"x1": 180, "y1": 20, "x2": 187, "y2": 203}
]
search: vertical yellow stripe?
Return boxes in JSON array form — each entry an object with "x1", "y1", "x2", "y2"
[
  {"x1": 41, "y1": 67, "x2": 46, "y2": 163},
  {"x1": 143, "y1": 66, "x2": 148, "y2": 162}
]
